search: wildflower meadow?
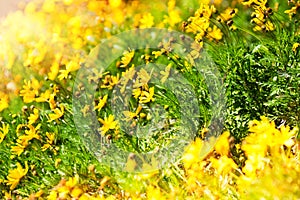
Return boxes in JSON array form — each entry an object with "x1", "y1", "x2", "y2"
[{"x1": 0, "y1": 0, "x2": 299, "y2": 199}]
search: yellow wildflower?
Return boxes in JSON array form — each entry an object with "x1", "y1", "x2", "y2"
[
  {"x1": 214, "y1": 131, "x2": 230, "y2": 156},
  {"x1": 58, "y1": 60, "x2": 80, "y2": 80},
  {"x1": 123, "y1": 105, "x2": 143, "y2": 121},
  {"x1": 132, "y1": 87, "x2": 142, "y2": 99},
  {"x1": 11, "y1": 143, "x2": 27, "y2": 157},
  {"x1": 152, "y1": 50, "x2": 163, "y2": 59},
  {"x1": 182, "y1": 138, "x2": 203, "y2": 169},
  {"x1": 17, "y1": 124, "x2": 41, "y2": 143},
  {"x1": 49, "y1": 93, "x2": 56, "y2": 110},
  {"x1": 35, "y1": 89, "x2": 52, "y2": 102},
  {"x1": 48, "y1": 105, "x2": 64, "y2": 122},
  {"x1": 119, "y1": 66, "x2": 136, "y2": 93},
  {"x1": 119, "y1": 50, "x2": 134, "y2": 68},
  {"x1": 139, "y1": 87, "x2": 155, "y2": 103},
  {"x1": 6, "y1": 162, "x2": 29, "y2": 190},
  {"x1": 19, "y1": 79, "x2": 41, "y2": 103},
  {"x1": 101, "y1": 74, "x2": 120, "y2": 90},
  {"x1": 217, "y1": 8, "x2": 238, "y2": 22},
  {"x1": 109, "y1": 0, "x2": 122, "y2": 8},
  {"x1": 284, "y1": 2, "x2": 300, "y2": 18},
  {"x1": 207, "y1": 25, "x2": 223, "y2": 41},
  {"x1": 292, "y1": 43, "x2": 300, "y2": 52},
  {"x1": 0, "y1": 92, "x2": 9, "y2": 112},
  {"x1": 140, "y1": 13, "x2": 154, "y2": 28},
  {"x1": 134, "y1": 68, "x2": 151, "y2": 89},
  {"x1": 98, "y1": 114, "x2": 118, "y2": 135},
  {"x1": 163, "y1": 0, "x2": 182, "y2": 27},
  {"x1": 146, "y1": 185, "x2": 166, "y2": 200},
  {"x1": 94, "y1": 95, "x2": 108, "y2": 112},
  {"x1": 0, "y1": 123, "x2": 9, "y2": 143},
  {"x1": 41, "y1": 132, "x2": 55, "y2": 151},
  {"x1": 160, "y1": 63, "x2": 172, "y2": 83},
  {"x1": 210, "y1": 155, "x2": 238, "y2": 175},
  {"x1": 28, "y1": 108, "x2": 39, "y2": 125}
]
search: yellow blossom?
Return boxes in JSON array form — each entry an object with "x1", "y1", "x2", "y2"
[
  {"x1": 109, "y1": 0, "x2": 122, "y2": 8},
  {"x1": 214, "y1": 131, "x2": 230, "y2": 156},
  {"x1": 139, "y1": 87, "x2": 155, "y2": 103},
  {"x1": 160, "y1": 63, "x2": 172, "y2": 83},
  {"x1": 19, "y1": 79, "x2": 41, "y2": 103},
  {"x1": 0, "y1": 92, "x2": 9, "y2": 112},
  {"x1": 94, "y1": 95, "x2": 108, "y2": 112},
  {"x1": 48, "y1": 105, "x2": 64, "y2": 122},
  {"x1": 146, "y1": 185, "x2": 166, "y2": 200},
  {"x1": 182, "y1": 138, "x2": 203, "y2": 169},
  {"x1": 98, "y1": 114, "x2": 118, "y2": 135},
  {"x1": 139, "y1": 13, "x2": 154, "y2": 28},
  {"x1": 101, "y1": 74, "x2": 120, "y2": 90},
  {"x1": 119, "y1": 66, "x2": 136, "y2": 93},
  {"x1": 134, "y1": 68, "x2": 151, "y2": 89},
  {"x1": 11, "y1": 143, "x2": 27, "y2": 156},
  {"x1": 0, "y1": 123, "x2": 9, "y2": 143},
  {"x1": 217, "y1": 8, "x2": 238, "y2": 22},
  {"x1": 28, "y1": 108, "x2": 39, "y2": 125},
  {"x1": 132, "y1": 87, "x2": 142, "y2": 99},
  {"x1": 119, "y1": 50, "x2": 135, "y2": 68},
  {"x1": 41, "y1": 132, "x2": 55, "y2": 151},
  {"x1": 6, "y1": 162, "x2": 29, "y2": 190},
  {"x1": 58, "y1": 60, "x2": 80, "y2": 80},
  {"x1": 123, "y1": 105, "x2": 143, "y2": 121},
  {"x1": 210, "y1": 155, "x2": 238, "y2": 175},
  {"x1": 292, "y1": 43, "x2": 300, "y2": 52},
  {"x1": 207, "y1": 25, "x2": 223, "y2": 41}
]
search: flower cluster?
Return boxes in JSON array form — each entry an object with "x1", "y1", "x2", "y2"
[{"x1": 242, "y1": 0, "x2": 275, "y2": 31}]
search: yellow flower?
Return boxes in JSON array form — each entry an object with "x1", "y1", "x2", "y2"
[
  {"x1": 119, "y1": 50, "x2": 134, "y2": 68},
  {"x1": 0, "y1": 123, "x2": 9, "y2": 144},
  {"x1": 210, "y1": 155, "x2": 238, "y2": 175},
  {"x1": 132, "y1": 87, "x2": 142, "y2": 99},
  {"x1": 101, "y1": 74, "x2": 120, "y2": 90},
  {"x1": 119, "y1": 66, "x2": 136, "y2": 93},
  {"x1": 19, "y1": 79, "x2": 41, "y2": 103},
  {"x1": 123, "y1": 105, "x2": 143, "y2": 121},
  {"x1": 152, "y1": 50, "x2": 163, "y2": 59},
  {"x1": 41, "y1": 132, "x2": 55, "y2": 151},
  {"x1": 109, "y1": 0, "x2": 122, "y2": 8},
  {"x1": 182, "y1": 138, "x2": 203, "y2": 169},
  {"x1": 217, "y1": 8, "x2": 238, "y2": 22},
  {"x1": 214, "y1": 131, "x2": 230, "y2": 156},
  {"x1": 35, "y1": 89, "x2": 52, "y2": 102},
  {"x1": 134, "y1": 68, "x2": 151, "y2": 89},
  {"x1": 48, "y1": 105, "x2": 64, "y2": 122},
  {"x1": 98, "y1": 114, "x2": 118, "y2": 135},
  {"x1": 207, "y1": 25, "x2": 223, "y2": 41},
  {"x1": 160, "y1": 63, "x2": 172, "y2": 83},
  {"x1": 284, "y1": 3, "x2": 299, "y2": 18},
  {"x1": 139, "y1": 87, "x2": 155, "y2": 103},
  {"x1": 0, "y1": 92, "x2": 9, "y2": 112},
  {"x1": 163, "y1": 0, "x2": 182, "y2": 27},
  {"x1": 49, "y1": 94, "x2": 56, "y2": 110},
  {"x1": 139, "y1": 13, "x2": 154, "y2": 28},
  {"x1": 58, "y1": 60, "x2": 80, "y2": 80},
  {"x1": 146, "y1": 185, "x2": 166, "y2": 200},
  {"x1": 17, "y1": 124, "x2": 41, "y2": 143},
  {"x1": 28, "y1": 108, "x2": 39, "y2": 125},
  {"x1": 94, "y1": 95, "x2": 108, "y2": 112},
  {"x1": 11, "y1": 143, "x2": 27, "y2": 156},
  {"x1": 292, "y1": 43, "x2": 300, "y2": 52},
  {"x1": 6, "y1": 162, "x2": 29, "y2": 190}
]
